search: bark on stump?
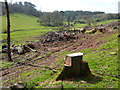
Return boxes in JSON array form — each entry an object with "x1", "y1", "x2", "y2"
[{"x1": 56, "y1": 52, "x2": 92, "y2": 80}]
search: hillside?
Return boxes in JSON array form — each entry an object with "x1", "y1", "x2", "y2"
[
  {"x1": 1, "y1": 14, "x2": 39, "y2": 32},
  {"x1": 1, "y1": 23, "x2": 119, "y2": 88},
  {"x1": 1, "y1": 14, "x2": 56, "y2": 44},
  {"x1": 1, "y1": 14, "x2": 118, "y2": 44},
  {"x1": 0, "y1": 13, "x2": 119, "y2": 89},
  {"x1": 1, "y1": 30, "x2": 118, "y2": 88}
]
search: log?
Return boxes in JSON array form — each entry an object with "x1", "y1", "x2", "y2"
[
  {"x1": 25, "y1": 46, "x2": 37, "y2": 52},
  {"x1": 56, "y1": 52, "x2": 92, "y2": 80}
]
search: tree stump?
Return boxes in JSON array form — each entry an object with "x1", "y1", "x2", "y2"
[{"x1": 56, "y1": 52, "x2": 92, "y2": 80}]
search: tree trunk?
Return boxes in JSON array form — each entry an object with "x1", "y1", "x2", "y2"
[
  {"x1": 5, "y1": 0, "x2": 12, "y2": 62},
  {"x1": 56, "y1": 52, "x2": 92, "y2": 80}
]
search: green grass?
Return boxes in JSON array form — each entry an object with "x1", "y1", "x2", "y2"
[
  {"x1": 96, "y1": 19, "x2": 118, "y2": 25},
  {"x1": 1, "y1": 14, "x2": 118, "y2": 44},
  {"x1": 16, "y1": 33, "x2": 118, "y2": 88},
  {"x1": 1, "y1": 14, "x2": 119, "y2": 88},
  {"x1": 1, "y1": 13, "x2": 56, "y2": 44},
  {"x1": 1, "y1": 13, "x2": 39, "y2": 32},
  {"x1": 73, "y1": 23, "x2": 86, "y2": 27},
  {"x1": 0, "y1": 60, "x2": 14, "y2": 69},
  {"x1": 2, "y1": 32, "x2": 118, "y2": 88},
  {"x1": 73, "y1": 19, "x2": 118, "y2": 28}
]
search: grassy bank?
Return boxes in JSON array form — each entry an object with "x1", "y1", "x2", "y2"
[
  {"x1": 1, "y1": 14, "x2": 56, "y2": 44},
  {"x1": 22, "y1": 33, "x2": 118, "y2": 88},
  {"x1": 1, "y1": 13, "x2": 119, "y2": 88},
  {"x1": 2, "y1": 32, "x2": 118, "y2": 88}
]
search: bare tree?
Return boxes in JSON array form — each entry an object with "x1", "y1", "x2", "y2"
[{"x1": 5, "y1": 0, "x2": 12, "y2": 62}]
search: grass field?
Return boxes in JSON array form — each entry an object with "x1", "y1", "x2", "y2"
[
  {"x1": 0, "y1": 14, "x2": 118, "y2": 44},
  {"x1": 96, "y1": 19, "x2": 118, "y2": 25},
  {"x1": 73, "y1": 19, "x2": 118, "y2": 27},
  {"x1": 1, "y1": 14, "x2": 119, "y2": 88},
  {"x1": 1, "y1": 14, "x2": 57, "y2": 44},
  {"x1": 24, "y1": 33, "x2": 119, "y2": 88},
  {"x1": 1, "y1": 14, "x2": 39, "y2": 32},
  {"x1": 2, "y1": 32, "x2": 117, "y2": 88}
]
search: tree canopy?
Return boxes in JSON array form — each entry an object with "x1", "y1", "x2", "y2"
[
  {"x1": 1, "y1": 1, "x2": 42, "y2": 17},
  {"x1": 0, "y1": 1, "x2": 118, "y2": 27},
  {"x1": 40, "y1": 11, "x2": 64, "y2": 27}
]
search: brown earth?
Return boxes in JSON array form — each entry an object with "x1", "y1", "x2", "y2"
[{"x1": 1, "y1": 29, "x2": 117, "y2": 87}]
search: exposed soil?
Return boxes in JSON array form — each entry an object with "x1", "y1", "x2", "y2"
[{"x1": 1, "y1": 29, "x2": 117, "y2": 87}]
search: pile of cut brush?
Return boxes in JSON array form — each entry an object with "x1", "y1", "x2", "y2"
[
  {"x1": 40, "y1": 31, "x2": 77, "y2": 43},
  {"x1": 1, "y1": 43, "x2": 36, "y2": 55}
]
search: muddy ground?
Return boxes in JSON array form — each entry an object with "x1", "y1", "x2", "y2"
[{"x1": 1, "y1": 29, "x2": 117, "y2": 87}]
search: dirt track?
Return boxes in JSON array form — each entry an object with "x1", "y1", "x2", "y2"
[{"x1": 1, "y1": 30, "x2": 117, "y2": 87}]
